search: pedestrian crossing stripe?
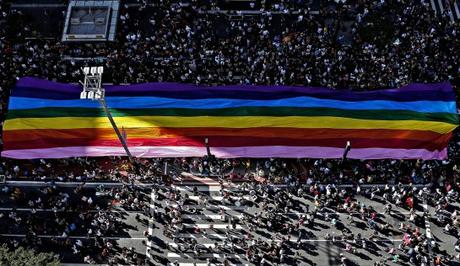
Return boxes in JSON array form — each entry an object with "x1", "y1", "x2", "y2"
[
  {"x1": 182, "y1": 223, "x2": 244, "y2": 229},
  {"x1": 172, "y1": 184, "x2": 228, "y2": 192},
  {"x1": 166, "y1": 252, "x2": 242, "y2": 259},
  {"x1": 182, "y1": 214, "x2": 226, "y2": 220},
  {"x1": 156, "y1": 183, "x2": 434, "y2": 265},
  {"x1": 146, "y1": 189, "x2": 156, "y2": 259},
  {"x1": 174, "y1": 233, "x2": 229, "y2": 239},
  {"x1": 169, "y1": 203, "x2": 248, "y2": 210},
  {"x1": 430, "y1": 0, "x2": 460, "y2": 22},
  {"x1": 187, "y1": 195, "x2": 255, "y2": 201},
  {"x1": 169, "y1": 262, "x2": 249, "y2": 266}
]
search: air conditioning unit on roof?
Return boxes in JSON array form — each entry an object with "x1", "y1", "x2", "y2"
[
  {"x1": 95, "y1": 18, "x2": 105, "y2": 24},
  {"x1": 71, "y1": 18, "x2": 80, "y2": 24}
]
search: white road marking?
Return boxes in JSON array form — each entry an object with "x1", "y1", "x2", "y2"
[
  {"x1": 146, "y1": 190, "x2": 155, "y2": 259},
  {"x1": 169, "y1": 203, "x2": 247, "y2": 210},
  {"x1": 455, "y1": 1, "x2": 460, "y2": 19},
  {"x1": 173, "y1": 263, "x2": 248, "y2": 266},
  {"x1": 430, "y1": 0, "x2": 437, "y2": 13},
  {"x1": 0, "y1": 234, "x2": 146, "y2": 240},
  {"x1": 172, "y1": 185, "x2": 225, "y2": 192},
  {"x1": 182, "y1": 223, "x2": 244, "y2": 229},
  {"x1": 175, "y1": 233, "x2": 229, "y2": 239},
  {"x1": 437, "y1": 0, "x2": 444, "y2": 13},
  {"x1": 273, "y1": 211, "x2": 422, "y2": 216},
  {"x1": 423, "y1": 202, "x2": 432, "y2": 239},
  {"x1": 167, "y1": 252, "x2": 242, "y2": 259},
  {"x1": 183, "y1": 214, "x2": 225, "y2": 220},
  {"x1": 188, "y1": 195, "x2": 254, "y2": 201},
  {"x1": 0, "y1": 207, "x2": 145, "y2": 213},
  {"x1": 170, "y1": 243, "x2": 216, "y2": 248},
  {"x1": 171, "y1": 234, "x2": 403, "y2": 243},
  {"x1": 167, "y1": 252, "x2": 182, "y2": 258}
]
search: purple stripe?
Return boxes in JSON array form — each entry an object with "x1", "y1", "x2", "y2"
[
  {"x1": 11, "y1": 77, "x2": 456, "y2": 102},
  {"x1": 17, "y1": 77, "x2": 81, "y2": 91},
  {"x1": 1, "y1": 146, "x2": 448, "y2": 160}
]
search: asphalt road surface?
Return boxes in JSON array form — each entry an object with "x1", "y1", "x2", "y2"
[{"x1": 1, "y1": 178, "x2": 458, "y2": 266}]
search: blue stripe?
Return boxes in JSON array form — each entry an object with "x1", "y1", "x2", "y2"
[{"x1": 8, "y1": 96, "x2": 458, "y2": 114}]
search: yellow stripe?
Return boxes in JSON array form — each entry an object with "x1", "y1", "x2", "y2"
[{"x1": 4, "y1": 116, "x2": 457, "y2": 134}]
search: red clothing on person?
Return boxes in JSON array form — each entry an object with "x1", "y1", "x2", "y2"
[{"x1": 406, "y1": 197, "x2": 413, "y2": 209}]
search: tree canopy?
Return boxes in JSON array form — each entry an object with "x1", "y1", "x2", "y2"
[{"x1": 0, "y1": 244, "x2": 60, "y2": 266}]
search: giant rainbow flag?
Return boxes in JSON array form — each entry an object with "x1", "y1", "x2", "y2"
[{"x1": 2, "y1": 77, "x2": 458, "y2": 159}]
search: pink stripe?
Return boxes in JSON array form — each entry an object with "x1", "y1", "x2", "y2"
[{"x1": 1, "y1": 146, "x2": 447, "y2": 160}]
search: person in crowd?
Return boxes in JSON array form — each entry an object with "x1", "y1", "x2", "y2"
[{"x1": 0, "y1": 0, "x2": 459, "y2": 265}]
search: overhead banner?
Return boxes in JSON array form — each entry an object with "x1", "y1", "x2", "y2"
[{"x1": 2, "y1": 77, "x2": 458, "y2": 159}]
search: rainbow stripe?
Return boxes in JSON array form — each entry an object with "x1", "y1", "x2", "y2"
[{"x1": 2, "y1": 77, "x2": 458, "y2": 159}]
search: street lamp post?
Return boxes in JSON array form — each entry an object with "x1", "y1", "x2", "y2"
[
  {"x1": 205, "y1": 137, "x2": 212, "y2": 158},
  {"x1": 80, "y1": 66, "x2": 134, "y2": 162},
  {"x1": 342, "y1": 141, "x2": 351, "y2": 161}
]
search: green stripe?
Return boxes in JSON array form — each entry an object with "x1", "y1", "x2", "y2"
[{"x1": 6, "y1": 107, "x2": 459, "y2": 125}]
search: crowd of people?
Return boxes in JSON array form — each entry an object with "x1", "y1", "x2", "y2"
[
  {"x1": 0, "y1": 183, "x2": 152, "y2": 264},
  {"x1": 0, "y1": 0, "x2": 459, "y2": 264},
  {"x1": 2, "y1": 153, "x2": 460, "y2": 188},
  {"x1": 0, "y1": 1, "x2": 459, "y2": 88},
  {"x1": 155, "y1": 170, "x2": 460, "y2": 265},
  {"x1": 1, "y1": 153, "x2": 460, "y2": 264},
  {"x1": 4, "y1": 155, "x2": 460, "y2": 265}
]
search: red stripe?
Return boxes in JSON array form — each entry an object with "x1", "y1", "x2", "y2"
[
  {"x1": 4, "y1": 134, "x2": 452, "y2": 151},
  {"x1": 4, "y1": 127, "x2": 447, "y2": 142}
]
